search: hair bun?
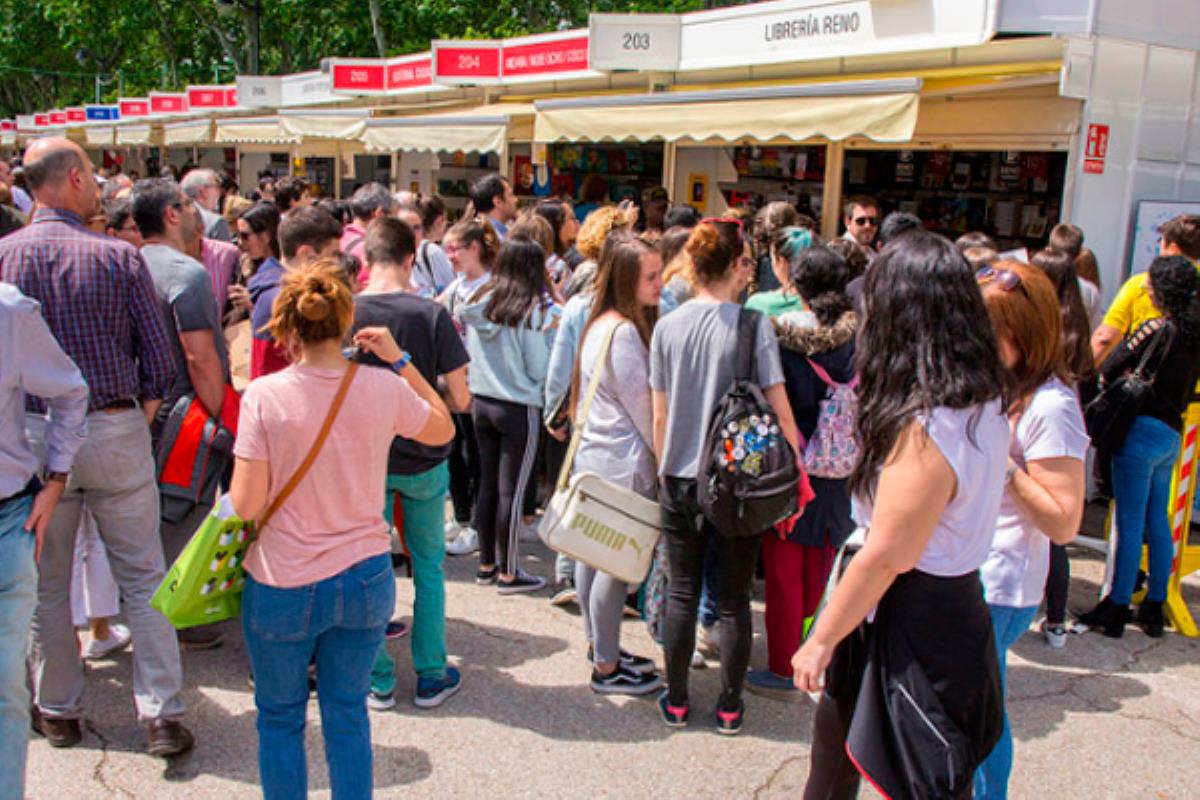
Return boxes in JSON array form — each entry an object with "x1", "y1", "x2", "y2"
[{"x1": 297, "y1": 277, "x2": 333, "y2": 322}]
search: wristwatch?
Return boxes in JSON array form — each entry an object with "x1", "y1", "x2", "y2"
[
  {"x1": 42, "y1": 470, "x2": 69, "y2": 485},
  {"x1": 389, "y1": 352, "x2": 413, "y2": 374}
]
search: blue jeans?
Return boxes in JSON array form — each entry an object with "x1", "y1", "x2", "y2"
[
  {"x1": 1111, "y1": 416, "x2": 1180, "y2": 605},
  {"x1": 242, "y1": 553, "x2": 394, "y2": 800},
  {"x1": 974, "y1": 603, "x2": 1039, "y2": 800},
  {"x1": 0, "y1": 495, "x2": 36, "y2": 800}
]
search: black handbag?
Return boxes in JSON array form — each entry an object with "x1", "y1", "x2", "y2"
[{"x1": 1084, "y1": 321, "x2": 1174, "y2": 453}]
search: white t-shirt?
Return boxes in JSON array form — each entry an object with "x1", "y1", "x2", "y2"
[
  {"x1": 981, "y1": 379, "x2": 1089, "y2": 608},
  {"x1": 852, "y1": 399, "x2": 1009, "y2": 577}
]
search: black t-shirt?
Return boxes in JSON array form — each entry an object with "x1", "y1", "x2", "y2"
[{"x1": 351, "y1": 291, "x2": 469, "y2": 474}]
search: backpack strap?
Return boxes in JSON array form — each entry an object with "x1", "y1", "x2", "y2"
[
  {"x1": 805, "y1": 357, "x2": 859, "y2": 390},
  {"x1": 415, "y1": 241, "x2": 434, "y2": 287},
  {"x1": 344, "y1": 235, "x2": 365, "y2": 255},
  {"x1": 736, "y1": 307, "x2": 758, "y2": 385}
]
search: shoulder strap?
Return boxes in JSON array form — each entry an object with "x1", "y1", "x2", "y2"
[
  {"x1": 805, "y1": 357, "x2": 858, "y2": 390},
  {"x1": 415, "y1": 241, "x2": 434, "y2": 284},
  {"x1": 736, "y1": 307, "x2": 757, "y2": 385},
  {"x1": 555, "y1": 322, "x2": 620, "y2": 493},
  {"x1": 1131, "y1": 319, "x2": 1172, "y2": 379},
  {"x1": 344, "y1": 235, "x2": 365, "y2": 254},
  {"x1": 259, "y1": 363, "x2": 359, "y2": 529}
]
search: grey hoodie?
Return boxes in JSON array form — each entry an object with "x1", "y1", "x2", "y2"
[{"x1": 457, "y1": 293, "x2": 558, "y2": 408}]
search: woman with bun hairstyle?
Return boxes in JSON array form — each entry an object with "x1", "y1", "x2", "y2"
[
  {"x1": 746, "y1": 238, "x2": 858, "y2": 699},
  {"x1": 650, "y1": 218, "x2": 800, "y2": 735},
  {"x1": 751, "y1": 201, "x2": 801, "y2": 293},
  {"x1": 745, "y1": 226, "x2": 814, "y2": 317},
  {"x1": 975, "y1": 261, "x2": 1087, "y2": 798},
  {"x1": 458, "y1": 238, "x2": 561, "y2": 593},
  {"x1": 794, "y1": 232, "x2": 1009, "y2": 799},
  {"x1": 230, "y1": 261, "x2": 453, "y2": 799}
]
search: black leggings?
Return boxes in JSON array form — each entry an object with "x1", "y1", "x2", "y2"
[
  {"x1": 448, "y1": 412, "x2": 480, "y2": 526},
  {"x1": 1045, "y1": 543, "x2": 1069, "y2": 625},
  {"x1": 660, "y1": 477, "x2": 761, "y2": 711},
  {"x1": 473, "y1": 395, "x2": 540, "y2": 575}
]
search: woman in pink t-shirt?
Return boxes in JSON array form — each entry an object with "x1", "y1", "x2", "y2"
[{"x1": 230, "y1": 261, "x2": 452, "y2": 799}]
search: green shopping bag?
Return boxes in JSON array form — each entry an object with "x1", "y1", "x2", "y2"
[{"x1": 152, "y1": 495, "x2": 254, "y2": 629}]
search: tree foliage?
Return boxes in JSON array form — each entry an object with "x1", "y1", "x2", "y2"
[{"x1": 0, "y1": 0, "x2": 732, "y2": 117}]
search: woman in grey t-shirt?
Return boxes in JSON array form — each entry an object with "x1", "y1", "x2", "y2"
[{"x1": 649, "y1": 219, "x2": 800, "y2": 735}]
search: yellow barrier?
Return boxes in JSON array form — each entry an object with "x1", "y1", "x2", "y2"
[{"x1": 1163, "y1": 403, "x2": 1200, "y2": 636}]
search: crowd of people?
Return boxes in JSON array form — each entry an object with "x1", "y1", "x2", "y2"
[{"x1": 1, "y1": 136, "x2": 1199, "y2": 799}]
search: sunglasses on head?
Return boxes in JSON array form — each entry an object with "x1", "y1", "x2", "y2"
[{"x1": 976, "y1": 265, "x2": 1023, "y2": 293}]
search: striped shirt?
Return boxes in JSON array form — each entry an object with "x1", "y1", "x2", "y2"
[
  {"x1": 0, "y1": 207, "x2": 175, "y2": 413},
  {"x1": 200, "y1": 237, "x2": 240, "y2": 312}
]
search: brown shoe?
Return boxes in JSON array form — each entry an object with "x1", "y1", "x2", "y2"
[
  {"x1": 31, "y1": 707, "x2": 82, "y2": 748},
  {"x1": 147, "y1": 719, "x2": 194, "y2": 758}
]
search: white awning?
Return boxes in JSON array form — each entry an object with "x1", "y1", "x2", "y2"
[
  {"x1": 214, "y1": 116, "x2": 298, "y2": 145},
  {"x1": 0, "y1": 132, "x2": 14, "y2": 147},
  {"x1": 115, "y1": 124, "x2": 153, "y2": 146},
  {"x1": 534, "y1": 79, "x2": 922, "y2": 144},
  {"x1": 164, "y1": 118, "x2": 212, "y2": 146},
  {"x1": 83, "y1": 126, "x2": 114, "y2": 147},
  {"x1": 359, "y1": 105, "x2": 532, "y2": 154},
  {"x1": 280, "y1": 109, "x2": 370, "y2": 140}
]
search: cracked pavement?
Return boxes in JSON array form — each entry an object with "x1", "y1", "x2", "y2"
[{"x1": 25, "y1": 516, "x2": 1200, "y2": 798}]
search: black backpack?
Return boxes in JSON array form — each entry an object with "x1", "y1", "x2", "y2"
[{"x1": 698, "y1": 307, "x2": 801, "y2": 538}]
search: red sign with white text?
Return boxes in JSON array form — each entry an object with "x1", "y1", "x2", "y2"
[
  {"x1": 49, "y1": 110, "x2": 68, "y2": 125},
  {"x1": 150, "y1": 93, "x2": 188, "y2": 114},
  {"x1": 66, "y1": 107, "x2": 86, "y2": 123},
  {"x1": 503, "y1": 35, "x2": 590, "y2": 77},
  {"x1": 435, "y1": 43, "x2": 502, "y2": 82},
  {"x1": 1083, "y1": 123, "x2": 1109, "y2": 175},
  {"x1": 34, "y1": 114, "x2": 50, "y2": 127},
  {"x1": 119, "y1": 99, "x2": 150, "y2": 117},
  {"x1": 187, "y1": 86, "x2": 231, "y2": 109},
  {"x1": 333, "y1": 62, "x2": 388, "y2": 93},
  {"x1": 0, "y1": 120, "x2": 15, "y2": 132},
  {"x1": 225, "y1": 87, "x2": 238, "y2": 106},
  {"x1": 386, "y1": 56, "x2": 434, "y2": 91}
]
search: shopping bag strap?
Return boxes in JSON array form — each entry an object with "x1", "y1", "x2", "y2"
[
  {"x1": 259, "y1": 363, "x2": 359, "y2": 529},
  {"x1": 556, "y1": 321, "x2": 621, "y2": 494}
]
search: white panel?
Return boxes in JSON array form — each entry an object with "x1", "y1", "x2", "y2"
[
  {"x1": 1138, "y1": 47, "x2": 1195, "y2": 162},
  {"x1": 1128, "y1": 160, "x2": 1182, "y2": 205},
  {"x1": 1096, "y1": 0, "x2": 1200, "y2": 52},
  {"x1": 998, "y1": 0, "x2": 1093, "y2": 34},
  {"x1": 1181, "y1": 163, "x2": 1200, "y2": 198},
  {"x1": 1190, "y1": 57, "x2": 1200, "y2": 165}
]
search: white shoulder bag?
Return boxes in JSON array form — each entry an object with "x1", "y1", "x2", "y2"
[{"x1": 537, "y1": 322, "x2": 662, "y2": 584}]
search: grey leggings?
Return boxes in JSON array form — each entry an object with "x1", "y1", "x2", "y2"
[{"x1": 575, "y1": 563, "x2": 628, "y2": 666}]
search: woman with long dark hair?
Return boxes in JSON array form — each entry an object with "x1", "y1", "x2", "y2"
[
  {"x1": 793, "y1": 232, "x2": 1010, "y2": 799},
  {"x1": 651, "y1": 218, "x2": 800, "y2": 735},
  {"x1": 1079, "y1": 255, "x2": 1200, "y2": 637},
  {"x1": 458, "y1": 237, "x2": 560, "y2": 593},
  {"x1": 237, "y1": 201, "x2": 282, "y2": 273},
  {"x1": 565, "y1": 232, "x2": 664, "y2": 694},
  {"x1": 747, "y1": 238, "x2": 858, "y2": 699},
  {"x1": 1029, "y1": 246, "x2": 1095, "y2": 649},
  {"x1": 975, "y1": 261, "x2": 1088, "y2": 798}
]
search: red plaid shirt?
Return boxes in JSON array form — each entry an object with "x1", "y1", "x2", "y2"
[{"x1": 0, "y1": 207, "x2": 175, "y2": 413}]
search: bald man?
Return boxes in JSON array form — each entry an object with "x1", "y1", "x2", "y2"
[{"x1": 0, "y1": 138, "x2": 194, "y2": 758}]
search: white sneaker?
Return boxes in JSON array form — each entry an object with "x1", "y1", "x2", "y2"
[
  {"x1": 82, "y1": 623, "x2": 132, "y2": 660},
  {"x1": 444, "y1": 520, "x2": 463, "y2": 540},
  {"x1": 698, "y1": 623, "x2": 720, "y2": 657},
  {"x1": 1041, "y1": 620, "x2": 1068, "y2": 649},
  {"x1": 446, "y1": 527, "x2": 479, "y2": 556},
  {"x1": 690, "y1": 649, "x2": 707, "y2": 669}
]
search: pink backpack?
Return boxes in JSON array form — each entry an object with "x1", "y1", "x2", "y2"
[{"x1": 801, "y1": 358, "x2": 859, "y2": 479}]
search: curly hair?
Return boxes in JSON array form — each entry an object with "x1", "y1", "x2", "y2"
[
  {"x1": 1149, "y1": 255, "x2": 1200, "y2": 348},
  {"x1": 852, "y1": 232, "x2": 1006, "y2": 500},
  {"x1": 576, "y1": 205, "x2": 632, "y2": 261}
]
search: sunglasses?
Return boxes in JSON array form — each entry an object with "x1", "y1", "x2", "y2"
[
  {"x1": 853, "y1": 216, "x2": 878, "y2": 226},
  {"x1": 976, "y1": 266, "x2": 1023, "y2": 293}
]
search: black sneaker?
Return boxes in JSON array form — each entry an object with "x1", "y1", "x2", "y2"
[
  {"x1": 587, "y1": 647, "x2": 657, "y2": 675},
  {"x1": 658, "y1": 690, "x2": 689, "y2": 728},
  {"x1": 591, "y1": 664, "x2": 662, "y2": 696},
  {"x1": 716, "y1": 700, "x2": 745, "y2": 736},
  {"x1": 475, "y1": 566, "x2": 499, "y2": 585},
  {"x1": 497, "y1": 569, "x2": 546, "y2": 595}
]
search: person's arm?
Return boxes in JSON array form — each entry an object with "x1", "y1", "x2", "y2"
[
  {"x1": 1092, "y1": 276, "x2": 1139, "y2": 363},
  {"x1": 754, "y1": 314, "x2": 801, "y2": 455},
  {"x1": 1091, "y1": 323, "x2": 1122, "y2": 364},
  {"x1": 607, "y1": 325, "x2": 656, "y2": 453},
  {"x1": 125, "y1": 250, "x2": 177, "y2": 415},
  {"x1": 792, "y1": 420, "x2": 956, "y2": 691},
  {"x1": 179, "y1": 330, "x2": 226, "y2": 417},
  {"x1": 1098, "y1": 318, "x2": 1161, "y2": 383},
  {"x1": 543, "y1": 307, "x2": 581, "y2": 422},
  {"x1": 441, "y1": 365, "x2": 471, "y2": 413},
  {"x1": 352, "y1": 326, "x2": 454, "y2": 446},
  {"x1": 229, "y1": 457, "x2": 270, "y2": 522},
  {"x1": 1007, "y1": 456, "x2": 1085, "y2": 545},
  {"x1": 651, "y1": 389, "x2": 668, "y2": 461},
  {"x1": 17, "y1": 300, "x2": 89, "y2": 557}
]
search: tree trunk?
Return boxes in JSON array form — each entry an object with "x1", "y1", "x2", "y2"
[{"x1": 368, "y1": 0, "x2": 387, "y2": 58}]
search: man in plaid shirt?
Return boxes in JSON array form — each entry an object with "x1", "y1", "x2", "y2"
[{"x1": 0, "y1": 138, "x2": 195, "y2": 758}]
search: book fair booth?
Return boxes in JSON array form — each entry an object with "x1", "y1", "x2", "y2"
[{"x1": 11, "y1": 0, "x2": 1200, "y2": 631}]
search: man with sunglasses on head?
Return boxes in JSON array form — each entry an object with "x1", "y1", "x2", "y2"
[{"x1": 842, "y1": 195, "x2": 879, "y2": 250}]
